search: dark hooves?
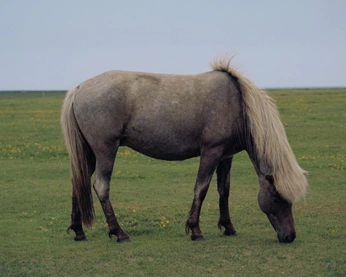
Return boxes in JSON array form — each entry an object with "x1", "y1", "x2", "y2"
[
  {"x1": 67, "y1": 225, "x2": 87, "y2": 241},
  {"x1": 224, "y1": 230, "x2": 238, "y2": 236},
  {"x1": 117, "y1": 237, "x2": 132, "y2": 243},
  {"x1": 191, "y1": 235, "x2": 205, "y2": 241},
  {"x1": 74, "y1": 235, "x2": 88, "y2": 241},
  {"x1": 109, "y1": 230, "x2": 131, "y2": 243}
]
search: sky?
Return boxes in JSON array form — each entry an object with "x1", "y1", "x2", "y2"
[{"x1": 0, "y1": 0, "x2": 345, "y2": 90}]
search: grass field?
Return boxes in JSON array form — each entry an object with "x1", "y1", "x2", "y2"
[{"x1": 0, "y1": 89, "x2": 345, "y2": 276}]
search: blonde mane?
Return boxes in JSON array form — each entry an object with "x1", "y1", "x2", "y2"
[{"x1": 210, "y1": 57, "x2": 308, "y2": 202}]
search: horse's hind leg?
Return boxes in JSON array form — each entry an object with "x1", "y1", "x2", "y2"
[
  {"x1": 67, "y1": 193, "x2": 87, "y2": 241},
  {"x1": 217, "y1": 157, "x2": 237, "y2": 236},
  {"x1": 93, "y1": 141, "x2": 130, "y2": 243},
  {"x1": 68, "y1": 194, "x2": 87, "y2": 241},
  {"x1": 68, "y1": 152, "x2": 95, "y2": 241}
]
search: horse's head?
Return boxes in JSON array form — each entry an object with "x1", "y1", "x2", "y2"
[{"x1": 258, "y1": 174, "x2": 296, "y2": 243}]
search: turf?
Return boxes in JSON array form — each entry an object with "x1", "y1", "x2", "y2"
[{"x1": 0, "y1": 89, "x2": 345, "y2": 276}]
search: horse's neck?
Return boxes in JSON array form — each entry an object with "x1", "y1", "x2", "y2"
[{"x1": 244, "y1": 138, "x2": 263, "y2": 177}]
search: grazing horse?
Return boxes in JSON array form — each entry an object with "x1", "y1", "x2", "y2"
[{"x1": 61, "y1": 57, "x2": 308, "y2": 243}]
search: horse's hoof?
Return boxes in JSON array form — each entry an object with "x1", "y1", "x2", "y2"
[
  {"x1": 224, "y1": 230, "x2": 238, "y2": 236},
  {"x1": 117, "y1": 237, "x2": 131, "y2": 243},
  {"x1": 74, "y1": 235, "x2": 88, "y2": 241},
  {"x1": 191, "y1": 235, "x2": 205, "y2": 241}
]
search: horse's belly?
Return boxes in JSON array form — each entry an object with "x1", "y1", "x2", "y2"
[{"x1": 120, "y1": 126, "x2": 201, "y2": 161}]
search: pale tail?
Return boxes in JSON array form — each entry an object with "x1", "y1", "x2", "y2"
[
  {"x1": 210, "y1": 57, "x2": 308, "y2": 202},
  {"x1": 61, "y1": 87, "x2": 95, "y2": 226}
]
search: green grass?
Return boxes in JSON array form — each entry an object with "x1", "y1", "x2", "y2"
[{"x1": 0, "y1": 89, "x2": 345, "y2": 276}]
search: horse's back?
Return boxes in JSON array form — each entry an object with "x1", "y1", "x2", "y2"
[{"x1": 72, "y1": 70, "x2": 244, "y2": 160}]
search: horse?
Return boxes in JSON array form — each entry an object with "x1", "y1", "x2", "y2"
[{"x1": 61, "y1": 57, "x2": 308, "y2": 243}]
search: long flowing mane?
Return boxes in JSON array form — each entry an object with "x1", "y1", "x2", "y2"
[{"x1": 210, "y1": 57, "x2": 308, "y2": 203}]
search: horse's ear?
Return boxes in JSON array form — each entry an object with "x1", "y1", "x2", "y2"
[{"x1": 265, "y1": 175, "x2": 274, "y2": 184}]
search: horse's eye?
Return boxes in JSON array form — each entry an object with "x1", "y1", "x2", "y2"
[
  {"x1": 272, "y1": 197, "x2": 280, "y2": 204},
  {"x1": 265, "y1": 175, "x2": 274, "y2": 184}
]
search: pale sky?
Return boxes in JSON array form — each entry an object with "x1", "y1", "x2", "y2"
[{"x1": 1, "y1": 0, "x2": 345, "y2": 90}]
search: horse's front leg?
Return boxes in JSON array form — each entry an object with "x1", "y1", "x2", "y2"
[
  {"x1": 68, "y1": 193, "x2": 87, "y2": 241},
  {"x1": 186, "y1": 149, "x2": 222, "y2": 240},
  {"x1": 216, "y1": 157, "x2": 237, "y2": 236}
]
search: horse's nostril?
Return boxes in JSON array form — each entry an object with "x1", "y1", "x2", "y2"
[{"x1": 284, "y1": 233, "x2": 296, "y2": 243}]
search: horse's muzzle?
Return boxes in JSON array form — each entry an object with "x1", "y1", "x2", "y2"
[{"x1": 277, "y1": 231, "x2": 296, "y2": 243}]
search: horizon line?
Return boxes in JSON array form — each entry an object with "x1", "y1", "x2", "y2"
[{"x1": 1, "y1": 86, "x2": 346, "y2": 93}]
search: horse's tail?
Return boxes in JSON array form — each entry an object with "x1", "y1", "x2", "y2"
[
  {"x1": 210, "y1": 57, "x2": 308, "y2": 203},
  {"x1": 61, "y1": 87, "x2": 95, "y2": 227}
]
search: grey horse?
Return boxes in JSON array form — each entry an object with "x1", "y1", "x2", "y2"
[{"x1": 61, "y1": 57, "x2": 307, "y2": 243}]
